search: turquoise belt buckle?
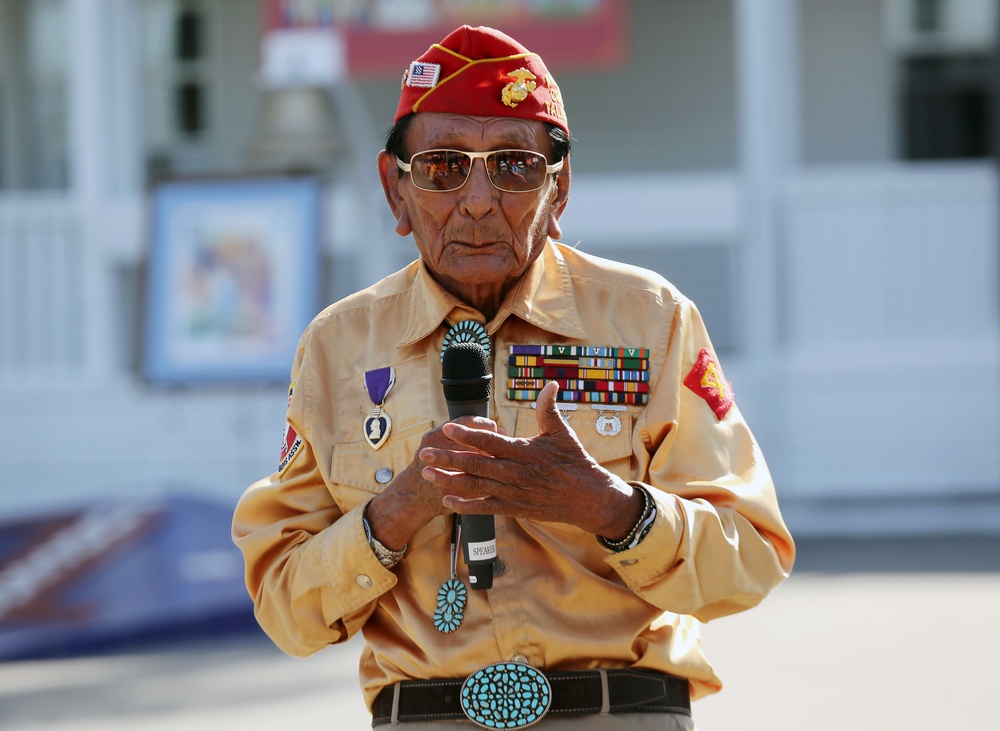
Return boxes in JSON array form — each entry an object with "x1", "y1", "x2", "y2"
[{"x1": 460, "y1": 662, "x2": 552, "y2": 729}]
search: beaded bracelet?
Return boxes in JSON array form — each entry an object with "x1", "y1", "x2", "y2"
[{"x1": 598, "y1": 486, "x2": 656, "y2": 553}]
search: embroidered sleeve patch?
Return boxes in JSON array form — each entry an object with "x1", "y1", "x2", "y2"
[
  {"x1": 278, "y1": 383, "x2": 304, "y2": 476},
  {"x1": 683, "y1": 348, "x2": 734, "y2": 421}
]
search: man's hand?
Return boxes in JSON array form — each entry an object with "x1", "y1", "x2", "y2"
[
  {"x1": 364, "y1": 415, "x2": 500, "y2": 551},
  {"x1": 418, "y1": 381, "x2": 644, "y2": 540}
]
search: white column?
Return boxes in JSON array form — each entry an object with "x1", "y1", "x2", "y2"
[
  {"x1": 68, "y1": 0, "x2": 109, "y2": 200},
  {"x1": 734, "y1": 0, "x2": 801, "y2": 355},
  {"x1": 67, "y1": 0, "x2": 116, "y2": 380},
  {"x1": 732, "y1": 0, "x2": 801, "y2": 472}
]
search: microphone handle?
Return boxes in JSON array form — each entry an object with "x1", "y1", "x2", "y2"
[
  {"x1": 461, "y1": 514, "x2": 496, "y2": 590},
  {"x1": 445, "y1": 399, "x2": 489, "y2": 421},
  {"x1": 444, "y1": 397, "x2": 494, "y2": 590}
]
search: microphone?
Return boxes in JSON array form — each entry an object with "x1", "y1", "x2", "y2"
[{"x1": 441, "y1": 342, "x2": 496, "y2": 590}]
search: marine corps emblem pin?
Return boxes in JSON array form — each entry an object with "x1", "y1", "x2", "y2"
[{"x1": 501, "y1": 68, "x2": 537, "y2": 108}]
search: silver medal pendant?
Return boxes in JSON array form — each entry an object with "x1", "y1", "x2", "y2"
[{"x1": 592, "y1": 405, "x2": 625, "y2": 437}]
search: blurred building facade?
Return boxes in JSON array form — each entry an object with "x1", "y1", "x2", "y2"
[{"x1": 1, "y1": 0, "x2": 998, "y2": 529}]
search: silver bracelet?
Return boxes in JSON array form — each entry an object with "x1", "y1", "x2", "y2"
[
  {"x1": 363, "y1": 511, "x2": 407, "y2": 568},
  {"x1": 598, "y1": 486, "x2": 655, "y2": 553}
]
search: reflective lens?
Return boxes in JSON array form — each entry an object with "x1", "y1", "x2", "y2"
[{"x1": 397, "y1": 149, "x2": 563, "y2": 192}]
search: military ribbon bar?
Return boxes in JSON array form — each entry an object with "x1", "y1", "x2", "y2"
[
  {"x1": 507, "y1": 366, "x2": 649, "y2": 382},
  {"x1": 508, "y1": 378, "x2": 649, "y2": 393},
  {"x1": 507, "y1": 389, "x2": 648, "y2": 405},
  {"x1": 506, "y1": 344, "x2": 651, "y2": 405},
  {"x1": 510, "y1": 345, "x2": 649, "y2": 358}
]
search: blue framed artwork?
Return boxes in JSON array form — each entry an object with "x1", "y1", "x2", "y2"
[{"x1": 143, "y1": 176, "x2": 321, "y2": 385}]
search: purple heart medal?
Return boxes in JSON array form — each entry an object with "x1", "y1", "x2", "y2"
[{"x1": 363, "y1": 367, "x2": 395, "y2": 450}]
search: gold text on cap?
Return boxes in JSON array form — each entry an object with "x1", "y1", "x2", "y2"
[{"x1": 544, "y1": 75, "x2": 567, "y2": 121}]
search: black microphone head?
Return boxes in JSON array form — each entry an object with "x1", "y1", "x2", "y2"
[{"x1": 441, "y1": 342, "x2": 492, "y2": 402}]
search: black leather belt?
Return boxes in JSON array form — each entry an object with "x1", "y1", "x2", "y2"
[{"x1": 371, "y1": 668, "x2": 690, "y2": 726}]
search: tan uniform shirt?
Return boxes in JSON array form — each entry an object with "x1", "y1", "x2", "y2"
[{"x1": 232, "y1": 240, "x2": 795, "y2": 710}]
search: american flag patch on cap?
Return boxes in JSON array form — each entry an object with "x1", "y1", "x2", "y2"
[{"x1": 406, "y1": 62, "x2": 441, "y2": 88}]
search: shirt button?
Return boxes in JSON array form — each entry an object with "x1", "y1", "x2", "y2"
[
  {"x1": 492, "y1": 558, "x2": 506, "y2": 576},
  {"x1": 620, "y1": 558, "x2": 638, "y2": 566},
  {"x1": 511, "y1": 654, "x2": 528, "y2": 664},
  {"x1": 375, "y1": 468, "x2": 394, "y2": 484},
  {"x1": 356, "y1": 574, "x2": 373, "y2": 589}
]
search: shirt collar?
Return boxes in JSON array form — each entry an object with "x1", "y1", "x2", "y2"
[{"x1": 397, "y1": 240, "x2": 587, "y2": 349}]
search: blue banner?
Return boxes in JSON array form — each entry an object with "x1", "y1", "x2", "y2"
[{"x1": 0, "y1": 494, "x2": 257, "y2": 660}]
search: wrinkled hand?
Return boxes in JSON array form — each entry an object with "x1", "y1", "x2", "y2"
[
  {"x1": 365, "y1": 415, "x2": 500, "y2": 550},
  {"x1": 419, "y1": 381, "x2": 642, "y2": 539}
]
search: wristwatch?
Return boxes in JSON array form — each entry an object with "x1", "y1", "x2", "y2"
[{"x1": 363, "y1": 514, "x2": 406, "y2": 568}]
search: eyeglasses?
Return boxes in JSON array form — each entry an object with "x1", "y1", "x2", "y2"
[{"x1": 396, "y1": 149, "x2": 564, "y2": 193}]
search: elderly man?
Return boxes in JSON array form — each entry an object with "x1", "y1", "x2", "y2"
[{"x1": 233, "y1": 25, "x2": 794, "y2": 730}]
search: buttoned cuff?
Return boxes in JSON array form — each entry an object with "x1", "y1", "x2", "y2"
[
  {"x1": 322, "y1": 504, "x2": 398, "y2": 609},
  {"x1": 602, "y1": 487, "x2": 684, "y2": 588}
]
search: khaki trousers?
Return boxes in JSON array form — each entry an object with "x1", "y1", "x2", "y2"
[{"x1": 375, "y1": 713, "x2": 695, "y2": 730}]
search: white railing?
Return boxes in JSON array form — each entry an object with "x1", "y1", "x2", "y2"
[
  {"x1": 775, "y1": 162, "x2": 1000, "y2": 497},
  {"x1": 781, "y1": 162, "x2": 1000, "y2": 348},
  {"x1": 0, "y1": 197, "x2": 87, "y2": 386}
]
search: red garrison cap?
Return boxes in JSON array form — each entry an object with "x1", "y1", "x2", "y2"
[{"x1": 396, "y1": 25, "x2": 569, "y2": 133}]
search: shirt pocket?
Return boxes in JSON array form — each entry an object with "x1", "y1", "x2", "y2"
[
  {"x1": 512, "y1": 405, "x2": 635, "y2": 481},
  {"x1": 329, "y1": 418, "x2": 433, "y2": 513}
]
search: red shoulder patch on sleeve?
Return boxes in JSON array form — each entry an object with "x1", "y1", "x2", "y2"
[
  {"x1": 278, "y1": 421, "x2": 303, "y2": 475},
  {"x1": 683, "y1": 348, "x2": 734, "y2": 421}
]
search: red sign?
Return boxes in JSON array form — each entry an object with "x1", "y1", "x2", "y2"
[{"x1": 261, "y1": 0, "x2": 628, "y2": 77}]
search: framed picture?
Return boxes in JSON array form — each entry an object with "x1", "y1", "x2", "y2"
[{"x1": 143, "y1": 176, "x2": 321, "y2": 385}]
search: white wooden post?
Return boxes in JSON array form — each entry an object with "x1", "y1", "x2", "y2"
[
  {"x1": 67, "y1": 0, "x2": 138, "y2": 382},
  {"x1": 734, "y1": 0, "x2": 801, "y2": 354},
  {"x1": 733, "y1": 0, "x2": 802, "y2": 480}
]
